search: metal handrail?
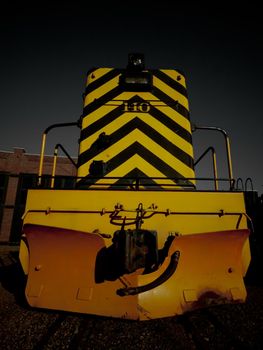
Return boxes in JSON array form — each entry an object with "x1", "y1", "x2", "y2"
[
  {"x1": 245, "y1": 177, "x2": 254, "y2": 192},
  {"x1": 192, "y1": 124, "x2": 234, "y2": 190},
  {"x1": 38, "y1": 121, "x2": 80, "y2": 186},
  {"x1": 22, "y1": 208, "x2": 252, "y2": 230},
  {"x1": 236, "y1": 178, "x2": 244, "y2": 191},
  {"x1": 194, "y1": 146, "x2": 219, "y2": 190}
]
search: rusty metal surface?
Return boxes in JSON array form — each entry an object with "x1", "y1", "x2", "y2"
[{"x1": 1, "y1": 249, "x2": 263, "y2": 349}]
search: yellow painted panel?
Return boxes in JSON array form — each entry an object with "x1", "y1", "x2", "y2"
[
  {"x1": 138, "y1": 229, "x2": 249, "y2": 318},
  {"x1": 82, "y1": 91, "x2": 191, "y2": 132},
  {"x1": 23, "y1": 190, "x2": 248, "y2": 240},
  {"x1": 82, "y1": 104, "x2": 191, "y2": 140},
  {"x1": 93, "y1": 154, "x2": 181, "y2": 187},
  {"x1": 153, "y1": 76, "x2": 189, "y2": 109},
  {"x1": 23, "y1": 223, "x2": 249, "y2": 319},
  {"x1": 84, "y1": 74, "x2": 120, "y2": 106},
  {"x1": 82, "y1": 104, "x2": 120, "y2": 130},
  {"x1": 22, "y1": 188, "x2": 251, "y2": 319},
  {"x1": 19, "y1": 238, "x2": 29, "y2": 275},
  {"x1": 160, "y1": 69, "x2": 186, "y2": 88},
  {"x1": 24, "y1": 224, "x2": 139, "y2": 319},
  {"x1": 80, "y1": 112, "x2": 193, "y2": 158},
  {"x1": 82, "y1": 92, "x2": 168, "y2": 128},
  {"x1": 86, "y1": 68, "x2": 113, "y2": 84},
  {"x1": 146, "y1": 92, "x2": 191, "y2": 130},
  {"x1": 78, "y1": 129, "x2": 194, "y2": 179}
]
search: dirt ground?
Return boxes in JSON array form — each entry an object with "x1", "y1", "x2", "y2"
[{"x1": 1, "y1": 248, "x2": 263, "y2": 350}]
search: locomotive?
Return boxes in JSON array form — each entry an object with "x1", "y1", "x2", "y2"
[{"x1": 19, "y1": 54, "x2": 258, "y2": 320}]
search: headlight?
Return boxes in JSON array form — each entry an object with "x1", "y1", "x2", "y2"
[
  {"x1": 119, "y1": 53, "x2": 152, "y2": 91},
  {"x1": 119, "y1": 72, "x2": 153, "y2": 91},
  {"x1": 127, "y1": 53, "x2": 145, "y2": 71}
]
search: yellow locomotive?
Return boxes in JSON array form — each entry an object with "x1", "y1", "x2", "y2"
[{"x1": 19, "y1": 54, "x2": 252, "y2": 320}]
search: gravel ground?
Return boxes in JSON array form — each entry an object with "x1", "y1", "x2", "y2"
[{"x1": 1, "y1": 249, "x2": 263, "y2": 350}]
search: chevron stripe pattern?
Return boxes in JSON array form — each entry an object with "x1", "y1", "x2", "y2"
[{"x1": 77, "y1": 67, "x2": 195, "y2": 189}]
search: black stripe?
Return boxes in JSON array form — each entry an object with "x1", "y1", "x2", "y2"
[
  {"x1": 83, "y1": 86, "x2": 122, "y2": 115},
  {"x1": 152, "y1": 86, "x2": 190, "y2": 119},
  {"x1": 80, "y1": 142, "x2": 193, "y2": 186},
  {"x1": 107, "y1": 142, "x2": 190, "y2": 182},
  {"x1": 81, "y1": 95, "x2": 192, "y2": 144},
  {"x1": 81, "y1": 103, "x2": 124, "y2": 141},
  {"x1": 78, "y1": 117, "x2": 193, "y2": 169},
  {"x1": 83, "y1": 82, "x2": 189, "y2": 121},
  {"x1": 108, "y1": 168, "x2": 162, "y2": 190},
  {"x1": 149, "y1": 103, "x2": 192, "y2": 143},
  {"x1": 85, "y1": 69, "x2": 122, "y2": 95},
  {"x1": 152, "y1": 70, "x2": 188, "y2": 98}
]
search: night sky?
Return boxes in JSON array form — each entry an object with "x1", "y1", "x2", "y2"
[{"x1": 1, "y1": 1, "x2": 262, "y2": 192}]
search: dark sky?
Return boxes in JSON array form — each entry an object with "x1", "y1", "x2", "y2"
[{"x1": 1, "y1": 1, "x2": 262, "y2": 191}]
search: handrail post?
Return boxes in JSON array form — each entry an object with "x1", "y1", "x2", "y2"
[
  {"x1": 225, "y1": 134, "x2": 234, "y2": 187},
  {"x1": 211, "y1": 148, "x2": 219, "y2": 191},
  {"x1": 51, "y1": 146, "x2": 59, "y2": 189},
  {"x1": 38, "y1": 133, "x2": 47, "y2": 186},
  {"x1": 51, "y1": 143, "x2": 78, "y2": 189}
]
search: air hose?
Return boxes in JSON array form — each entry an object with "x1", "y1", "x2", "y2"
[{"x1": 116, "y1": 251, "x2": 180, "y2": 296}]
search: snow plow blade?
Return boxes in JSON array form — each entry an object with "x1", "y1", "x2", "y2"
[{"x1": 22, "y1": 224, "x2": 250, "y2": 320}]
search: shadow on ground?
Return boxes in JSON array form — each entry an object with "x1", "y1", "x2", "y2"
[{"x1": 0, "y1": 251, "x2": 27, "y2": 307}]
